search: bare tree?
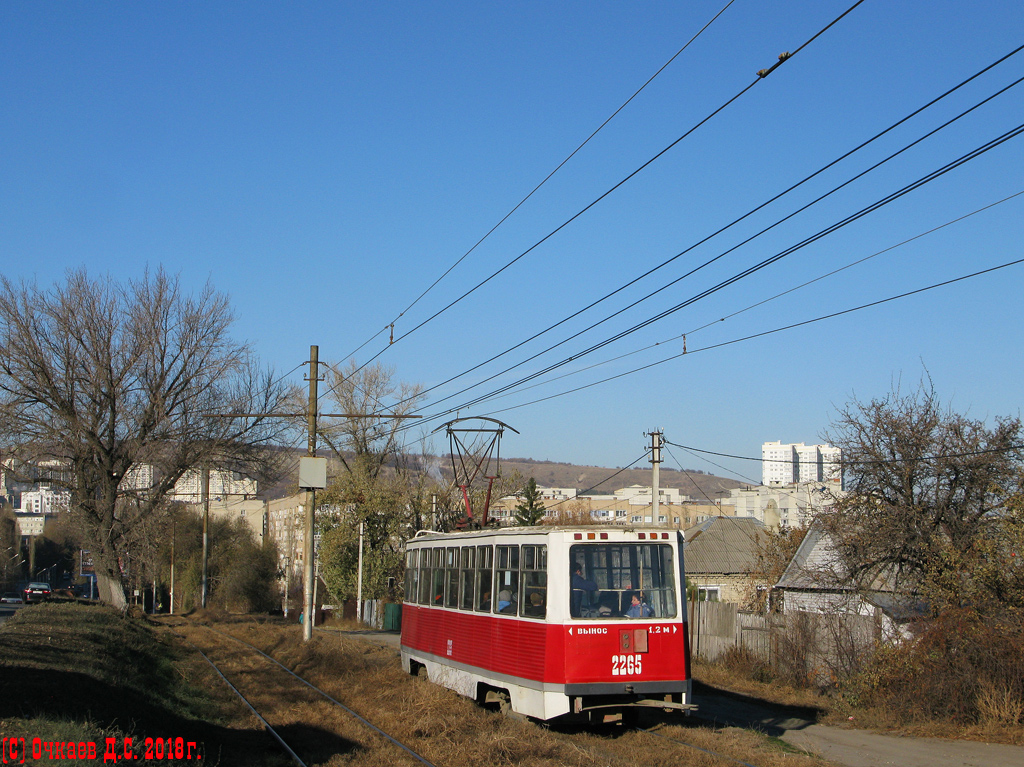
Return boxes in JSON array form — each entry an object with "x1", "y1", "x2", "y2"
[
  {"x1": 319, "y1": 359, "x2": 423, "y2": 479},
  {"x1": 820, "y1": 379, "x2": 1024, "y2": 610},
  {"x1": 313, "y1": 360, "x2": 428, "y2": 602},
  {"x1": 0, "y1": 268, "x2": 294, "y2": 609}
]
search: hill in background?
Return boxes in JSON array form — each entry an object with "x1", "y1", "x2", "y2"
[
  {"x1": 260, "y1": 449, "x2": 743, "y2": 501},
  {"x1": 499, "y1": 456, "x2": 742, "y2": 501}
]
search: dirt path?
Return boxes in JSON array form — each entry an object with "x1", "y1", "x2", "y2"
[{"x1": 692, "y1": 682, "x2": 1024, "y2": 767}]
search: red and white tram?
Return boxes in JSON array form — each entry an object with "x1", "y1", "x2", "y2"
[{"x1": 400, "y1": 526, "x2": 694, "y2": 722}]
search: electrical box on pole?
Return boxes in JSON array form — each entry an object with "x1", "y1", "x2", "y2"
[{"x1": 299, "y1": 457, "x2": 327, "y2": 490}]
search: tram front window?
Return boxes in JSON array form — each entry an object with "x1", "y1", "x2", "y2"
[{"x1": 569, "y1": 543, "x2": 677, "y2": 619}]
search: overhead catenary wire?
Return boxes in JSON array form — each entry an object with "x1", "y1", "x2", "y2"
[
  {"x1": 399, "y1": 121, "x2": 1024, "y2": 429},
  {"x1": 351, "y1": 0, "x2": 866, "y2": 377},
  {"x1": 339, "y1": 0, "x2": 740, "y2": 363},
  {"x1": 665, "y1": 439, "x2": 1024, "y2": 468},
  {"x1": 373, "y1": 55, "x2": 1024, "y2": 423},
  {"x1": 453, "y1": 189, "x2": 1024, "y2": 409},
  {"x1": 466, "y1": 254, "x2": 1024, "y2": 421},
  {"x1": 542, "y1": 450, "x2": 652, "y2": 512}
]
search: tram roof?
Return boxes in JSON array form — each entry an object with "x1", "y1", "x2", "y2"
[{"x1": 408, "y1": 525, "x2": 684, "y2": 543}]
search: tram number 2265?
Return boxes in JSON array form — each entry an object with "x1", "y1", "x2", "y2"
[{"x1": 611, "y1": 654, "x2": 642, "y2": 676}]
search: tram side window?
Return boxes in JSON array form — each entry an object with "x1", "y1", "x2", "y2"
[
  {"x1": 569, "y1": 543, "x2": 677, "y2": 619},
  {"x1": 475, "y1": 545, "x2": 493, "y2": 611},
  {"x1": 405, "y1": 549, "x2": 419, "y2": 603},
  {"x1": 520, "y1": 544, "x2": 547, "y2": 619},
  {"x1": 444, "y1": 547, "x2": 459, "y2": 608},
  {"x1": 459, "y1": 546, "x2": 475, "y2": 610},
  {"x1": 417, "y1": 548, "x2": 432, "y2": 605},
  {"x1": 494, "y1": 545, "x2": 520, "y2": 614},
  {"x1": 431, "y1": 548, "x2": 445, "y2": 605}
]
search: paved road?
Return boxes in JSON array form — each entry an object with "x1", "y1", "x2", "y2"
[
  {"x1": 0, "y1": 602, "x2": 24, "y2": 627},
  {"x1": 692, "y1": 682, "x2": 1024, "y2": 767},
  {"x1": 782, "y1": 724, "x2": 1024, "y2": 767}
]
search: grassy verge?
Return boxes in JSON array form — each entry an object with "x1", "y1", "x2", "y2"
[
  {"x1": 694, "y1": 649, "x2": 1024, "y2": 746},
  {"x1": 0, "y1": 602, "x2": 288, "y2": 766},
  {"x1": 190, "y1": 615, "x2": 838, "y2": 767}
]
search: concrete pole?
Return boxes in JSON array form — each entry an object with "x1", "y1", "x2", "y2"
[
  {"x1": 302, "y1": 344, "x2": 318, "y2": 642},
  {"x1": 201, "y1": 465, "x2": 210, "y2": 608},
  {"x1": 356, "y1": 520, "x2": 364, "y2": 624},
  {"x1": 650, "y1": 431, "x2": 662, "y2": 525},
  {"x1": 169, "y1": 518, "x2": 175, "y2": 615}
]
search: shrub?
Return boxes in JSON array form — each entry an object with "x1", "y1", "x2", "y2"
[{"x1": 844, "y1": 608, "x2": 1024, "y2": 724}]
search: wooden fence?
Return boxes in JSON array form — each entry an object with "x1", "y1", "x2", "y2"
[{"x1": 687, "y1": 600, "x2": 880, "y2": 682}]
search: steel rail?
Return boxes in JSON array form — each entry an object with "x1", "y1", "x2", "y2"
[
  {"x1": 172, "y1": 631, "x2": 308, "y2": 767},
  {"x1": 199, "y1": 623, "x2": 437, "y2": 767}
]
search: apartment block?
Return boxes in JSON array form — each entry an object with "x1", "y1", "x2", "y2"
[{"x1": 762, "y1": 441, "x2": 842, "y2": 487}]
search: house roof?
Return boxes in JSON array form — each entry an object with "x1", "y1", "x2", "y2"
[
  {"x1": 683, "y1": 516, "x2": 769, "y2": 574},
  {"x1": 775, "y1": 522, "x2": 838, "y2": 590},
  {"x1": 775, "y1": 520, "x2": 900, "y2": 594}
]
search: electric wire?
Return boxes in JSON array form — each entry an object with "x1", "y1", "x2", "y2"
[
  {"x1": 333, "y1": 20, "x2": 1018, "y2": 422},
  {"x1": 340, "y1": 0, "x2": 739, "y2": 363},
  {"x1": 426, "y1": 85, "x2": 1024, "y2": 414},
  {"x1": 665, "y1": 444, "x2": 768, "y2": 572},
  {"x1": 402, "y1": 121, "x2": 1024, "y2": 427},
  {"x1": 666, "y1": 439, "x2": 1024, "y2": 468},
  {"x1": 542, "y1": 450, "x2": 652, "y2": 511},
  {"x1": 379, "y1": 60, "x2": 1024, "y2": 423},
  {"x1": 467, "y1": 254, "x2": 1024, "y2": 421},
  {"x1": 354, "y1": 0, "x2": 866, "y2": 372},
  {"x1": 457, "y1": 189, "x2": 1024, "y2": 408}
]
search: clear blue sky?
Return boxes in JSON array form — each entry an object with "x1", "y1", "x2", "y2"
[{"x1": 3, "y1": 1, "x2": 1023, "y2": 485}]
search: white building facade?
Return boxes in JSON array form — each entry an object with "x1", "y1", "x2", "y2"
[
  {"x1": 762, "y1": 441, "x2": 842, "y2": 488},
  {"x1": 170, "y1": 468, "x2": 258, "y2": 502},
  {"x1": 721, "y1": 482, "x2": 843, "y2": 529}
]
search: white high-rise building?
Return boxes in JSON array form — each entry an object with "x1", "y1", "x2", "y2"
[
  {"x1": 762, "y1": 441, "x2": 842, "y2": 487},
  {"x1": 170, "y1": 468, "x2": 257, "y2": 501},
  {"x1": 762, "y1": 441, "x2": 798, "y2": 485}
]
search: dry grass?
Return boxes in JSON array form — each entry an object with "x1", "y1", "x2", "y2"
[
  {"x1": 693, "y1": 656, "x2": 824, "y2": 710},
  {"x1": 1, "y1": 605, "x2": 840, "y2": 767},
  {"x1": 179, "y1": 616, "x2": 841, "y2": 767},
  {"x1": 694, "y1": 611, "x2": 1024, "y2": 747},
  {"x1": 0, "y1": 603, "x2": 288, "y2": 766}
]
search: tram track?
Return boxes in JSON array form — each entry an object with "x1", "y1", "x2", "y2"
[
  {"x1": 166, "y1": 620, "x2": 437, "y2": 767},
  {"x1": 163, "y1": 617, "x2": 826, "y2": 767}
]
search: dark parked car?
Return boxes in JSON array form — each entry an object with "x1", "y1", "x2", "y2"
[{"x1": 23, "y1": 582, "x2": 52, "y2": 603}]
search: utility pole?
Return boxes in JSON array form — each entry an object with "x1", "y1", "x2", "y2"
[
  {"x1": 356, "y1": 520, "x2": 364, "y2": 624},
  {"x1": 206, "y1": 342, "x2": 418, "y2": 642},
  {"x1": 169, "y1": 517, "x2": 175, "y2": 615},
  {"x1": 303, "y1": 344, "x2": 319, "y2": 642},
  {"x1": 201, "y1": 465, "x2": 210, "y2": 608},
  {"x1": 648, "y1": 430, "x2": 663, "y2": 525}
]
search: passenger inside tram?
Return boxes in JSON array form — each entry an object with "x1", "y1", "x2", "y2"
[
  {"x1": 524, "y1": 591, "x2": 546, "y2": 616},
  {"x1": 497, "y1": 589, "x2": 516, "y2": 613}
]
